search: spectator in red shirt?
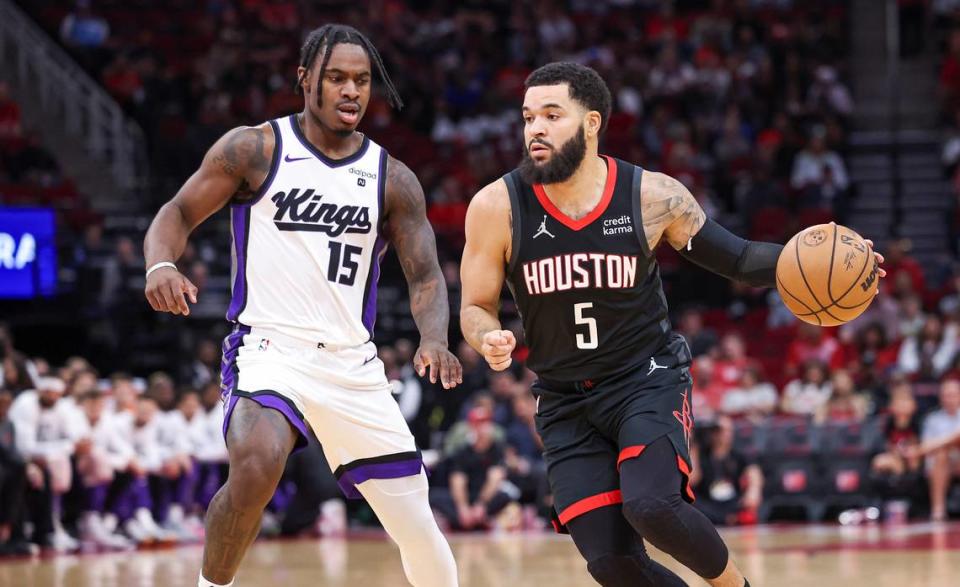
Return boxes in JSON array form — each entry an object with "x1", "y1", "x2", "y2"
[
  {"x1": 785, "y1": 322, "x2": 842, "y2": 380},
  {"x1": 844, "y1": 322, "x2": 900, "y2": 380},
  {"x1": 884, "y1": 239, "x2": 926, "y2": 296},
  {"x1": 102, "y1": 55, "x2": 144, "y2": 110},
  {"x1": 646, "y1": 1, "x2": 690, "y2": 46},
  {"x1": 692, "y1": 356, "x2": 732, "y2": 423},
  {"x1": 815, "y1": 369, "x2": 869, "y2": 424},
  {"x1": 427, "y1": 176, "x2": 468, "y2": 245},
  {"x1": 941, "y1": 28, "x2": 960, "y2": 109},
  {"x1": 0, "y1": 82, "x2": 21, "y2": 143},
  {"x1": 871, "y1": 382, "x2": 924, "y2": 504},
  {"x1": 713, "y1": 332, "x2": 750, "y2": 389}
]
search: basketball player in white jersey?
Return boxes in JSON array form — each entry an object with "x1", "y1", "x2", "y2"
[{"x1": 143, "y1": 24, "x2": 462, "y2": 587}]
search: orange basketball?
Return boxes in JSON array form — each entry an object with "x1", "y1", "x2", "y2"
[{"x1": 775, "y1": 223, "x2": 879, "y2": 326}]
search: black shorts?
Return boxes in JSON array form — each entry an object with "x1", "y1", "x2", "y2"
[{"x1": 534, "y1": 337, "x2": 695, "y2": 533}]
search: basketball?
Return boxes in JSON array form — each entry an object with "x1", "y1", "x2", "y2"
[{"x1": 776, "y1": 223, "x2": 879, "y2": 326}]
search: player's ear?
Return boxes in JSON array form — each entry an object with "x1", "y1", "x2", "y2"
[
  {"x1": 585, "y1": 110, "x2": 602, "y2": 140},
  {"x1": 297, "y1": 66, "x2": 310, "y2": 94}
]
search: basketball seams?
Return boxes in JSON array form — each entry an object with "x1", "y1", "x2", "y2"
[
  {"x1": 794, "y1": 231, "x2": 843, "y2": 322},
  {"x1": 777, "y1": 275, "x2": 822, "y2": 326},
  {"x1": 831, "y1": 293, "x2": 874, "y2": 312},
  {"x1": 827, "y1": 223, "x2": 838, "y2": 304},
  {"x1": 790, "y1": 289, "x2": 874, "y2": 316}
]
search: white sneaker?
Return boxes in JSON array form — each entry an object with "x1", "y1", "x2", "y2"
[
  {"x1": 82, "y1": 513, "x2": 134, "y2": 551},
  {"x1": 166, "y1": 504, "x2": 185, "y2": 526},
  {"x1": 318, "y1": 499, "x2": 347, "y2": 537},
  {"x1": 101, "y1": 513, "x2": 119, "y2": 533},
  {"x1": 259, "y1": 510, "x2": 281, "y2": 537},
  {"x1": 183, "y1": 514, "x2": 205, "y2": 533},
  {"x1": 124, "y1": 518, "x2": 153, "y2": 544},
  {"x1": 162, "y1": 517, "x2": 199, "y2": 543},
  {"x1": 48, "y1": 529, "x2": 80, "y2": 553},
  {"x1": 134, "y1": 508, "x2": 178, "y2": 542}
]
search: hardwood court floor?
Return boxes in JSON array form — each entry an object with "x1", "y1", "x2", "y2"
[{"x1": 2, "y1": 523, "x2": 960, "y2": 586}]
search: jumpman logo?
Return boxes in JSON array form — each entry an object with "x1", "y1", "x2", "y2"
[
  {"x1": 533, "y1": 215, "x2": 555, "y2": 239},
  {"x1": 647, "y1": 357, "x2": 668, "y2": 376}
]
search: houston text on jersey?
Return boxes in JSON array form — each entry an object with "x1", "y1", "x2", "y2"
[{"x1": 520, "y1": 253, "x2": 638, "y2": 295}]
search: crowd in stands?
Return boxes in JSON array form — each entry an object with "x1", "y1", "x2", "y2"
[
  {"x1": 2, "y1": 0, "x2": 960, "y2": 557},
  {"x1": 0, "y1": 81, "x2": 81, "y2": 213}
]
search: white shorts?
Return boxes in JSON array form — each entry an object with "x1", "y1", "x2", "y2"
[{"x1": 220, "y1": 325, "x2": 420, "y2": 498}]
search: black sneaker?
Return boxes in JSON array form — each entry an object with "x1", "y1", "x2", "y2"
[{"x1": 0, "y1": 539, "x2": 35, "y2": 557}]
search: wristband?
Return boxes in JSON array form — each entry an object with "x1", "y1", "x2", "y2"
[{"x1": 146, "y1": 261, "x2": 177, "y2": 279}]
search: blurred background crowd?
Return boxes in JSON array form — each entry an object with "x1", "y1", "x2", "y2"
[{"x1": 3, "y1": 0, "x2": 960, "y2": 557}]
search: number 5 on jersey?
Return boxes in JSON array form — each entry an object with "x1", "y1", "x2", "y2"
[
  {"x1": 327, "y1": 241, "x2": 362, "y2": 286},
  {"x1": 574, "y1": 302, "x2": 598, "y2": 349}
]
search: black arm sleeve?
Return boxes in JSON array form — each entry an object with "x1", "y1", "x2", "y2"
[{"x1": 677, "y1": 218, "x2": 783, "y2": 288}]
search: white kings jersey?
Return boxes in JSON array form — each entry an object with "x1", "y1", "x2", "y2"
[{"x1": 225, "y1": 114, "x2": 388, "y2": 346}]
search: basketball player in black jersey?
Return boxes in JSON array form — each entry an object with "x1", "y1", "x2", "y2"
[{"x1": 461, "y1": 63, "x2": 882, "y2": 586}]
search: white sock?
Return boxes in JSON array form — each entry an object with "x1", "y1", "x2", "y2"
[
  {"x1": 357, "y1": 472, "x2": 459, "y2": 587},
  {"x1": 199, "y1": 575, "x2": 234, "y2": 587}
]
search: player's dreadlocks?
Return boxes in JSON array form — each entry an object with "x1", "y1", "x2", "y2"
[{"x1": 295, "y1": 24, "x2": 403, "y2": 110}]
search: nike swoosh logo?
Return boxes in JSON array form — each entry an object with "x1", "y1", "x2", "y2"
[
  {"x1": 284, "y1": 154, "x2": 311, "y2": 162},
  {"x1": 362, "y1": 354, "x2": 377, "y2": 366}
]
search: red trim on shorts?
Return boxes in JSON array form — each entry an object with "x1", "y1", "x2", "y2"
[
  {"x1": 617, "y1": 444, "x2": 697, "y2": 503},
  {"x1": 558, "y1": 490, "x2": 623, "y2": 525},
  {"x1": 677, "y1": 455, "x2": 696, "y2": 502},
  {"x1": 617, "y1": 444, "x2": 647, "y2": 470},
  {"x1": 532, "y1": 155, "x2": 617, "y2": 231}
]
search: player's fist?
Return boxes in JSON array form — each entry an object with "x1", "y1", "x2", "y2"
[
  {"x1": 481, "y1": 330, "x2": 516, "y2": 371},
  {"x1": 145, "y1": 266, "x2": 198, "y2": 316}
]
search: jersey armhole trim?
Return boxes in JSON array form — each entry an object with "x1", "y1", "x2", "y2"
[
  {"x1": 630, "y1": 164, "x2": 653, "y2": 258},
  {"x1": 376, "y1": 147, "x2": 388, "y2": 228},
  {"x1": 504, "y1": 172, "x2": 523, "y2": 274},
  {"x1": 233, "y1": 119, "x2": 282, "y2": 208}
]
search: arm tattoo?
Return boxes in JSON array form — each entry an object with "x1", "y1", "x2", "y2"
[
  {"x1": 385, "y1": 157, "x2": 449, "y2": 344},
  {"x1": 212, "y1": 127, "x2": 271, "y2": 203},
  {"x1": 641, "y1": 172, "x2": 706, "y2": 251}
]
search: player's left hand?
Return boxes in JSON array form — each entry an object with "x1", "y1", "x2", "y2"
[
  {"x1": 864, "y1": 239, "x2": 887, "y2": 290},
  {"x1": 415, "y1": 341, "x2": 463, "y2": 389}
]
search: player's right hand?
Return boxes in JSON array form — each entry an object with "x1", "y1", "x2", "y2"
[
  {"x1": 145, "y1": 267, "x2": 198, "y2": 316},
  {"x1": 480, "y1": 330, "x2": 515, "y2": 371}
]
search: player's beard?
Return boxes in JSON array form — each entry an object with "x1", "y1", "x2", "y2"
[{"x1": 518, "y1": 127, "x2": 587, "y2": 185}]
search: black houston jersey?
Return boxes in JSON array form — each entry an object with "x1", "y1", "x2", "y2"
[{"x1": 504, "y1": 156, "x2": 676, "y2": 382}]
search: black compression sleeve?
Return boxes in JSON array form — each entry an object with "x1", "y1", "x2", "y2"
[{"x1": 677, "y1": 218, "x2": 783, "y2": 288}]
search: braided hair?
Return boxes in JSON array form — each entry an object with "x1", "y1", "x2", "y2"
[{"x1": 295, "y1": 24, "x2": 403, "y2": 110}]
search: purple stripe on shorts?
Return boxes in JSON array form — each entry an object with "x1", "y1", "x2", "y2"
[
  {"x1": 219, "y1": 324, "x2": 251, "y2": 398},
  {"x1": 222, "y1": 391, "x2": 309, "y2": 451},
  {"x1": 361, "y1": 235, "x2": 387, "y2": 334},
  {"x1": 336, "y1": 458, "x2": 423, "y2": 499},
  {"x1": 226, "y1": 205, "x2": 249, "y2": 321}
]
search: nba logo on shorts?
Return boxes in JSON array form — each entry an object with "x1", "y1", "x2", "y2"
[{"x1": 258, "y1": 338, "x2": 270, "y2": 351}]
